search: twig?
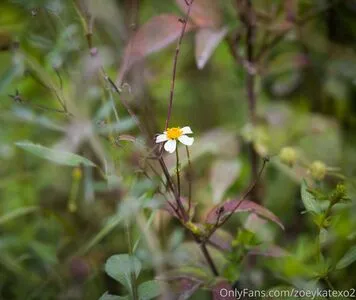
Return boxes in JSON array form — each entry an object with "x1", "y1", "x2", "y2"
[
  {"x1": 9, "y1": 90, "x2": 71, "y2": 117},
  {"x1": 26, "y1": 69, "x2": 68, "y2": 113},
  {"x1": 175, "y1": 149, "x2": 181, "y2": 200},
  {"x1": 186, "y1": 146, "x2": 192, "y2": 216},
  {"x1": 165, "y1": 0, "x2": 194, "y2": 130},
  {"x1": 125, "y1": 220, "x2": 139, "y2": 300},
  {"x1": 216, "y1": 157, "x2": 269, "y2": 230},
  {"x1": 242, "y1": 0, "x2": 260, "y2": 202},
  {"x1": 54, "y1": 68, "x2": 63, "y2": 90},
  {"x1": 158, "y1": 157, "x2": 187, "y2": 221},
  {"x1": 103, "y1": 71, "x2": 146, "y2": 135},
  {"x1": 256, "y1": 0, "x2": 341, "y2": 61},
  {"x1": 203, "y1": 157, "x2": 269, "y2": 243},
  {"x1": 200, "y1": 241, "x2": 219, "y2": 276}
]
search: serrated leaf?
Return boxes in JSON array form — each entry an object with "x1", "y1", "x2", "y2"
[
  {"x1": 99, "y1": 292, "x2": 129, "y2": 300},
  {"x1": 206, "y1": 199, "x2": 284, "y2": 230},
  {"x1": 195, "y1": 27, "x2": 228, "y2": 69},
  {"x1": 138, "y1": 280, "x2": 161, "y2": 300},
  {"x1": 15, "y1": 141, "x2": 96, "y2": 167},
  {"x1": 301, "y1": 180, "x2": 321, "y2": 214},
  {"x1": 105, "y1": 254, "x2": 141, "y2": 291},
  {"x1": 336, "y1": 245, "x2": 356, "y2": 270}
]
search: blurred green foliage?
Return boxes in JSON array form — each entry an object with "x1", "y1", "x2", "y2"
[{"x1": 1, "y1": 0, "x2": 356, "y2": 299}]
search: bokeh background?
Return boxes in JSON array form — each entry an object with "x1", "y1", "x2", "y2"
[{"x1": 1, "y1": 0, "x2": 356, "y2": 299}]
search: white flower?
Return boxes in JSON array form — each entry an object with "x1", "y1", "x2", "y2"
[{"x1": 155, "y1": 126, "x2": 194, "y2": 153}]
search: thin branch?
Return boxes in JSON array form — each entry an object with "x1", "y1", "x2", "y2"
[
  {"x1": 54, "y1": 68, "x2": 63, "y2": 90},
  {"x1": 216, "y1": 157, "x2": 269, "y2": 229},
  {"x1": 103, "y1": 71, "x2": 146, "y2": 135},
  {"x1": 256, "y1": 0, "x2": 341, "y2": 61},
  {"x1": 165, "y1": 0, "x2": 194, "y2": 130},
  {"x1": 142, "y1": 161, "x2": 182, "y2": 219},
  {"x1": 239, "y1": 0, "x2": 260, "y2": 203},
  {"x1": 200, "y1": 241, "x2": 219, "y2": 276},
  {"x1": 203, "y1": 157, "x2": 269, "y2": 243},
  {"x1": 9, "y1": 90, "x2": 71, "y2": 117},
  {"x1": 175, "y1": 149, "x2": 181, "y2": 200},
  {"x1": 226, "y1": 33, "x2": 257, "y2": 75},
  {"x1": 26, "y1": 69, "x2": 68, "y2": 113},
  {"x1": 158, "y1": 157, "x2": 187, "y2": 221},
  {"x1": 186, "y1": 146, "x2": 192, "y2": 217},
  {"x1": 245, "y1": 0, "x2": 257, "y2": 123}
]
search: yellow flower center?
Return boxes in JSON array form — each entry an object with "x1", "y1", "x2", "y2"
[{"x1": 166, "y1": 127, "x2": 183, "y2": 140}]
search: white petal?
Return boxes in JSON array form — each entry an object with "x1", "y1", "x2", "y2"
[
  {"x1": 164, "y1": 139, "x2": 177, "y2": 153},
  {"x1": 156, "y1": 134, "x2": 168, "y2": 143},
  {"x1": 178, "y1": 135, "x2": 194, "y2": 146},
  {"x1": 181, "y1": 126, "x2": 193, "y2": 134}
]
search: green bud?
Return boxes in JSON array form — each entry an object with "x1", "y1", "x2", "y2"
[
  {"x1": 330, "y1": 183, "x2": 348, "y2": 204},
  {"x1": 313, "y1": 214, "x2": 330, "y2": 229},
  {"x1": 279, "y1": 147, "x2": 297, "y2": 167},
  {"x1": 310, "y1": 161, "x2": 327, "y2": 181}
]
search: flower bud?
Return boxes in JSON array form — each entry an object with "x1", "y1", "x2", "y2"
[
  {"x1": 330, "y1": 183, "x2": 347, "y2": 204},
  {"x1": 279, "y1": 147, "x2": 297, "y2": 167},
  {"x1": 309, "y1": 160, "x2": 327, "y2": 181}
]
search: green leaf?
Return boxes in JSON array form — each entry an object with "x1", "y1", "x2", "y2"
[
  {"x1": 105, "y1": 254, "x2": 141, "y2": 291},
  {"x1": 0, "y1": 65, "x2": 19, "y2": 93},
  {"x1": 138, "y1": 280, "x2": 161, "y2": 300},
  {"x1": 96, "y1": 118, "x2": 136, "y2": 134},
  {"x1": 301, "y1": 180, "x2": 321, "y2": 214},
  {"x1": 16, "y1": 141, "x2": 96, "y2": 167},
  {"x1": 336, "y1": 245, "x2": 356, "y2": 270},
  {"x1": 30, "y1": 241, "x2": 58, "y2": 265},
  {"x1": 0, "y1": 206, "x2": 39, "y2": 225},
  {"x1": 99, "y1": 292, "x2": 129, "y2": 300},
  {"x1": 76, "y1": 215, "x2": 122, "y2": 256}
]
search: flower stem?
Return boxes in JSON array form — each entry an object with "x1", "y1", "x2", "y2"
[
  {"x1": 244, "y1": 0, "x2": 260, "y2": 203},
  {"x1": 175, "y1": 149, "x2": 181, "y2": 200},
  {"x1": 185, "y1": 146, "x2": 192, "y2": 216},
  {"x1": 165, "y1": 0, "x2": 194, "y2": 130},
  {"x1": 158, "y1": 157, "x2": 186, "y2": 221},
  {"x1": 125, "y1": 220, "x2": 138, "y2": 300}
]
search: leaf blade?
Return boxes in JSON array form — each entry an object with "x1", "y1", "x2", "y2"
[
  {"x1": 206, "y1": 199, "x2": 284, "y2": 230},
  {"x1": 301, "y1": 180, "x2": 321, "y2": 214},
  {"x1": 117, "y1": 14, "x2": 194, "y2": 84},
  {"x1": 210, "y1": 159, "x2": 241, "y2": 204},
  {"x1": 105, "y1": 254, "x2": 142, "y2": 291},
  {"x1": 176, "y1": 0, "x2": 222, "y2": 28},
  {"x1": 195, "y1": 27, "x2": 228, "y2": 69},
  {"x1": 99, "y1": 292, "x2": 129, "y2": 300},
  {"x1": 138, "y1": 280, "x2": 161, "y2": 300},
  {"x1": 15, "y1": 141, "x2": 96, "y2": 167},
  {"x1": 336, "y1": 246, "x2": 356, "y2": 270}
]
